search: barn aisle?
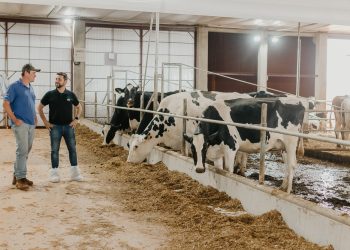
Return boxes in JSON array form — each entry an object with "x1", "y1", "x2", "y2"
[{"x1": 0, "y1": 128, "x2": 167, "y2": 249}]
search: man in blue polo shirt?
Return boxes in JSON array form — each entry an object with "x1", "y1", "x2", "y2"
[{"x1": 3, "y1": 63, "x2": 40, "y2": 190}]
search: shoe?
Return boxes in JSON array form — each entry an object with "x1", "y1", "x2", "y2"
[
  {"x1": 50, "y1": 168, "x2": 60, "y2": 183},
  {"x1": 70, "y1": 166, "x2": 83, "y2": 182},
  {"x1": 16, "y1": 179, "x2": 29, "y2": 191},
  {"x1": 24, "y1": 178, "x2": 33, "y2": 186},
  {"x1": 12, "y1": 176, "x2": 33, "y2": 186}
]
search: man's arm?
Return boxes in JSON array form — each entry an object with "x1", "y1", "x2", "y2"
[
  {"x1": 37, "y1": 103, "x2": 52, "y2": 130},
  {"x1": 70, "y1": 103, "x2": 82, "y2": 128},
  {"x1": 3, "y1": 100, "x2": 22, "y2": 126},
  {"x1": 74, "y1": 103, "x2": 82, "y2": 119}
]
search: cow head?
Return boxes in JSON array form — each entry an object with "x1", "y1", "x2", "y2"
[
  {"x1": 105, "y1": 83, "x2": 140, "y2": 143},
  {"x1": 127, "y1": 134, "x2": 151, "y2": 163},
  {"x1": 102, "y1": 124, "x2": 110, "y2": 145}
]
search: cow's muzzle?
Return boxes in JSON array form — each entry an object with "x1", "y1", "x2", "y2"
[
  {"x1": 127, "y1": 99, "x2": 134, "y2": 108},
  {"x1": 195, "y1": 167, "x2": 205, "y2": 173}
]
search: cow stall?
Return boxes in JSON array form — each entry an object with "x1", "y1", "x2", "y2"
[{"x1": 81, "y1": 118, "x2": 350, "y2": 250}]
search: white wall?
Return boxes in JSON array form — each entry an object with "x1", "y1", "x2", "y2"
[
  {"x1": 327, "y1": 38, "x2": 350, "y2": 101},
  {"x1": 0, "y1": 22, "x2": 72, "y2": 126},
  {"x1": 85, "y1": 26, "x2": 195, "y2": 122}
]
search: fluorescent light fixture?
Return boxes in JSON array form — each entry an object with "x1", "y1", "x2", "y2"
[
  {"x1": 271, "y1": 36, "x2": 279, "y2": 43},
  {"x1": 254, "y1": 35, "x2": 261, "y2": 42}
]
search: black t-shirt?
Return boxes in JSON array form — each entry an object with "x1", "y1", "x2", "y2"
[{"x1": 40, "y1": 89, "x2": 79, "y2": 125}]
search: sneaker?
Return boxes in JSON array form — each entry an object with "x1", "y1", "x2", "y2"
[
  {"x1": 50, "y1": 168, "x2": 60, "y2": 183},
  {"x1": 16, "y1": 179, "x2": 29, "y2": 191},
  {"x1": 12, "y1": 176, "x2": 33, "y2": 186},
  {"x1": 70, "y1": 166, "x2": 83, "y2": 182}
]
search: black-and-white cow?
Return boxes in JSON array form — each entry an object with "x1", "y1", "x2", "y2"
[
  {"x1": 183, "y1": 98, "x2": 306, "y2": 193},
  {"x1": 102, "y1": 84, "x2": 178, "y2": 145},
  {"x1": 126, "y1": 90, "x2": 252, "y2": 163},
  {"x1": 102, "y1": 83, "x2": 139, "y2": 145}
]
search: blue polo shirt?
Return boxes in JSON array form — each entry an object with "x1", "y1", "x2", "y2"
[{"x1": 4, "y1": 79, "x2": 36, "y2": 126}]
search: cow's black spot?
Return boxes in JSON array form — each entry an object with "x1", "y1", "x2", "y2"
[
  {"x1": 201, "y1": 91, "x2": 217, "y2": 101},
  {"x1": 153, "y1": 124, "x2": 159, "y2": 131},
  {"x1": 165, "y1": 116, "x2": 175, "y2": 127},
  {"x1": 192, "y1": 100, "x2": 200, "y2": 106},
  {"x1": 190, "y1": 91, "x2": 200, "y2": 100}
]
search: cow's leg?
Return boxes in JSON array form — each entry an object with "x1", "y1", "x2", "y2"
[{"x1": 280, "y1": 139, "x2": 298, "y2": 194}]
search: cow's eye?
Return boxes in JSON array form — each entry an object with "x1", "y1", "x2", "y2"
[
  {"x1": 127, "y1": 143, "x2": 130, "y2": 148},
  {"x1": 135, "y1": 145, "x2": 138, "y2": 149}
]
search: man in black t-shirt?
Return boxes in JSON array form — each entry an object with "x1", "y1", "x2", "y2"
[{"x1": 38, "y1": 72, "x2": 83, "y2": 183}]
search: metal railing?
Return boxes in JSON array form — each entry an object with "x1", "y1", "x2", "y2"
[{"x1": 80, "y1": 99, "x2": 350, "y2": 148}]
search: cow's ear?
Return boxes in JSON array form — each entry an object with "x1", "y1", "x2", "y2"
[
  {"x1": 183, "y1": 133, "x2": 193, "y2": 143},
  {"x1": 115, "y1": 88, "x2": 123, "y2": 94},
  {"x1": 208, "y1": 131, "x2": 219, "y2": 144}
]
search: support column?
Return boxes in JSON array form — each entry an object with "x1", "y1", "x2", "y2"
[
  {"x1": 257, "y1": 32, "x2": 268, "y2": 92},
  {"x1": 314, "y1": 33, "x2": 327, "y2": 103},
  {"x1": 72, "y1": 20, "x2": 86, "y2": 117},
  {"x1": 195, "y1": 26, "x2": 208, "y2": 90}
]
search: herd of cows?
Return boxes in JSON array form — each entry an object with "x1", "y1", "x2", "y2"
[{"x1": 101, "y1": 83, "x2": 348, "y2": 194}]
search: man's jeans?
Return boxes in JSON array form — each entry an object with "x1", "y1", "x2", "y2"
[
  {"x1": 12, "y1": 123, "x2": 35, "y2": 179},
  {"x1": 50, "y1": 125, "x2": 77, "y2": 168}
]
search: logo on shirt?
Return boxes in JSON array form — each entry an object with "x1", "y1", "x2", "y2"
[{"x1": 67, "y1": 98, "x2": 71, "y2": 102}]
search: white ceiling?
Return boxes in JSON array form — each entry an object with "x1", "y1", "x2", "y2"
[{"x1": 1, "y1": 1, "x2": 350, "y2": 35}]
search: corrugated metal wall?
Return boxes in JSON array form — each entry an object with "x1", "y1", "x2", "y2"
[
  {"x1": 0, "y1": 22, "x2": 72, "y2": 126},
  {"x1": 85, "y1": 26, "x2": 195, "y2": 121}
]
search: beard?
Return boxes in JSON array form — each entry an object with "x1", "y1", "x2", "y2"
[{"x1": 55, "y1": 82, "x2": 64, "y2": 88}]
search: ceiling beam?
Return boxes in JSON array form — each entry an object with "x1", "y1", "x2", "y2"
[{"x1": 2, "y1": 0, "x2": 350, "y2": 27}]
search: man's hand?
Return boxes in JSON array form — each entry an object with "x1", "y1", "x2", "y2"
[
  {"x1": 15, "y1": 119, "x2": 23, "y2": 126},
  {"x1": 44, "y1": 121, "x2": 53, "y2": 131},
  {"x1": 70, "y1": 119, "x2": 79, "y2": 128}
]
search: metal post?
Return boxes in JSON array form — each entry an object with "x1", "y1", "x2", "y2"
[
  {"x1": 161, "y1": 62, "x2": 165, "y2": 100},
  {"x1": 140, "y1": 13, "x2": 154, "y2": 120},
  {"x1": 107, "y1": 76, "x2": 111, "y2": 122},
  {"x1": 181, "y1": 98, "x2": 187, "y2": 155},
  {"x1": 94, "y1": 92, "x2": 98, "y2": 123},
  {"x1": 296, "y1": 22, "x2": 301, "y2": 97},
  {"x1": 112, "y1": 77, "x2": 116, "y2": 107},
  {"x1": 153, "y1": 12, "x2": 159, "y2": 111},
  {"x1": 259, "y1": 103, "x2": 267, "y2": 184},
  {"x1": 179, "y1": 64, "x2": 183, "y2": 91}
]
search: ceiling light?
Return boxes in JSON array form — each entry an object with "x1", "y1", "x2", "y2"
[
  {"x1": 273, "y1": 20, "x2": 281, "y2": 26},
  {"x1": 254, "y1": 35, "x2": 261, "y2": 42},
  {"x1": 254, "y1": 19, "x2": 263, "y2": 26},
  {"x1": 271, "y1": 36, "x2": 279, "y2": 43}
]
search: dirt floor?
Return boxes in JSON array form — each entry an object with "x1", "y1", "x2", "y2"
[{"x1": 0, "y1": 125, "x2": 333, "y2": 249}]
